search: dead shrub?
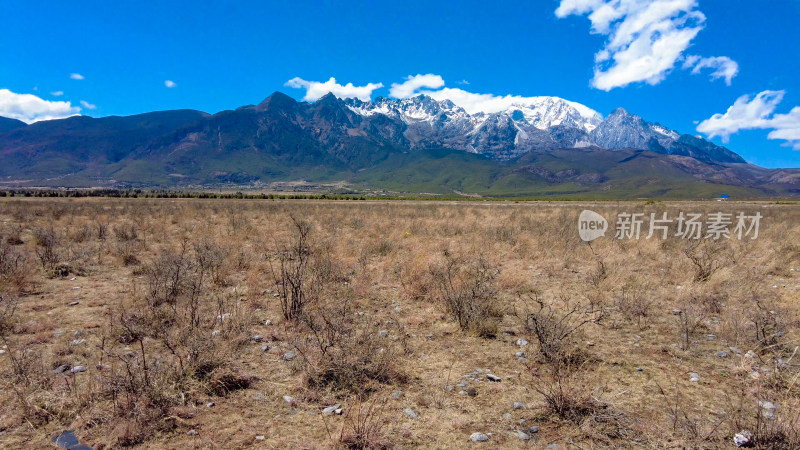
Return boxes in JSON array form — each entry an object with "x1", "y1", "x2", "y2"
[
  {"x1": 337, "y1": 399, "x2": 393, "y2": 450},
  {"x1": 429, "y1": 253, "x2": 503, "y2": 338},
  {"x1": 299, "y1": 300, "x2": 406, "y2": 398},
  {"x1": 519, "y1": 292, "x2": 603, "y2": 362},
  {"x1": 0, "y1": 241, "x2": 31, "y2": 292},
  {"x1": 683, "y1": 239, "x2": 731, "y2": 282}
]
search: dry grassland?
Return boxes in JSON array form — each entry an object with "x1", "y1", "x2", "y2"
[{"x1": 0, "y1": 198, "x2": 798, "y2": 449}]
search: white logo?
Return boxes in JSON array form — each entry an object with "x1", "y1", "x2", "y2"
[{"x1": 578, "y1": 210, "x2": 608, "y2": 242}]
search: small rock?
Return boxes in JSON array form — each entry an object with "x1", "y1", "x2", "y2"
[
  {"x1": 516, "y1": 339, "x2": 529, "y2": 347},
  {"x1": 470, "y1": 432, "x2": 489, "y2": 442},
  {"x1": 206, "y1": 402, "x2": 215, "y2": 408},
  {"x1": 466, "y1": 388, "x2": 478, "y2": 397},
  {"x1": 68, "y1": 301, "x2": 79, "y2": 306},
  {"x1": 513, "y1": 402, "x2": 525, "y2": 410},
  {"x1": 378, "y1": 330, "x2": 388, "y2": 338},
  {"x1": 635, "y1": 367, "x2": 643, "y2": 372},
  {"x1": 586, "y1": 340, "x2": 595, "y2": 346},
  {"x1": 515, "y1": 351, "x2": 525, "y2": 357},
  {"x1": 518, "y1": 357, "x2": 529, "y2": 363},
  {"x1": 716, "y1": 351, "x2": 729, "y2": 358},
  {"x1": 486, "y1": 374, "x2": 501, "y2": 382},
  {"x1": 261, "y1": 344, "x2": 271, "y2": 352},
  {"x1": 282, "y1": 351, "x2": 297, "y2": 361},
  {"x1": 391, "y1": 391, "x2": 403, "y2": 399},
  {"x1": 322, "y1": 404, "x2": 341, "y2": 415},
  {"x1": 529, "y1": 426, "x2": 539, "y2": 433},
  {"x1": 502, "y1": 413, "x2": 512, "y2": 420},
  {"x1": 444, "y1": 385, "x2": 454, "y2": 391},
  {"x1": 253, "y1": 335, "x2": 263, "y2": 342},
  {"x1": 729, "y1": 347, "x2": 743, "y2": 355},
  {"x1": 187, "y1": 429, "x2": 198, "y2": 436},
  {"x1": 211, "y1": 330, "x2": 221, "y2": 337},
  {"x1": 672, "y1": 309, "x2": 683, "y2": 315},
  {"x1": 546, "y1": 445, "x2": 560, "y2": 450},
  {"x1": 255, "y1": 435, "x2": 266, "y2": 441},
  {"x1": 516, "y1": 430, "x2": 530, "y2": 440},
  {"x1": 706, "y1": 334, "x2": 717, "y2": 341},
  {"x1": 733, "y1": 430, "x2": 754, "y2": 447},
  {"x1": 689, "y1": 372, "x2": 700, "y2": 382},
  {"x1": 264, "y1": 319, "x2": 272, "y2": 326},
  {"x1": 404, "y1": 408, "x2": 419, "y2": 419},
  {"x1": 53, "y1": 364, "x2": 70, "y2": 374},
  {"x1": 53, "y1": 331, "x2": 65, "y2": 337},
  {"x1": 744, "y1": 350, "x2": 757, "y2": 359},
  {"x1": 69, "y1": 339, "x2": 86, "y2": 346},
  {"x1": 70, "y1": 365, "x2": 87, "y2": 373},
  {"x1": 458, "y1": 381, "x2": 469, "y2": 388},
  {"x1": 759, "y1": 401, "x2": 776, "y2": 420},
  {"x1": 283, "y1": 395, "x2": 295, "y2": 406}
]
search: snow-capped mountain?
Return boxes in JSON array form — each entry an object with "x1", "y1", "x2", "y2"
[
  {"x1": 340, "y1": 94, "x2": 742, "y2": 163},
  {"x1": 344, "y1": 95, "x2": 605, "y2": 159}
]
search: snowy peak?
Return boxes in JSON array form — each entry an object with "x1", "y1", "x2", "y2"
[{"x1": 335, "y1": 94, "x2": 742, "y2": 163}]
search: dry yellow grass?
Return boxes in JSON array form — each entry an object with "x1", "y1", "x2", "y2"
[{"x1": 0, "y1": 198, "x2": 798, "y2": 449}]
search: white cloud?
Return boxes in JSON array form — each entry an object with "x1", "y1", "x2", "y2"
[
  {"x1": 80, "y1": 100, "x2": 97, "y2": 110},
  {"x1": 556, "y1": 0, "x2": 736, "y2": 91},
  {"x1": 164, "y1": 80, "x2": 177, "y2": 88},
  {"x1": 70, "y1": 73, "x2": 85, "y2": 80},
  {"x1": 0, "y1": 89, "x2": 81, "y2": 123},
  {"x1": 697, "y1": 90, "x2": 800, "y2": 150},
  {"x1": 51, "y1": 91, "x2": 64, "y2": 97},
  {"x1": 683, "y1": 55, "x2": 738, "y2": 85},
  {"x1": 385, "y1": 75, "x2": 600, "y2": 118},
  {"x1": 389, "y1": 74, "x2": 445, "y2": 99},
  {"x1": 285, "y1": 77, "x2": 383, "y2": 101}
]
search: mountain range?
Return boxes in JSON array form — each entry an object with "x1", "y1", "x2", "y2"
[{"x1": 0, "y1": 92, "x2": 797, "y2": 198}]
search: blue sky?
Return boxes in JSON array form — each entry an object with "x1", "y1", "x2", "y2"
[{"x1": 1, "y1": 0, "x2": 799, "y2": 167}]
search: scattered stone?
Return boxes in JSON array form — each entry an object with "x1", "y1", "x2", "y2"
[
  {"x1": 466, "y1": 388, "x2": 478, "y2": 397},
  {"x1": 187, "y1": 429, "x2": 198, "y2": 436},
  {"x1": 513, "y1": 402, "x2": 525, "y2": 410},
  {"x1": 323, "y1": 404, "x2": 342, "y2": 415},
  {"x1": 516, "y1": 339, "x2": 529, "y2": 347},
  {"x1": 745, "y1": 350, "x2": 757, "y2": 359},
  {"x1": 255, "y1": 435, "x2": 266, "y2": 441},
  {"x1": 706, "y1": 334, "x2": 717, "y2": 341},
  {"x1": 282, "y1": 351, "x2": 297, "y2": 361},
  {"x1": 515, "y1": 351, "x2": 525, "y2": 357},
  {"x1": 733, "y1": 430, "x2": 754, "y2": 447},
  {"x1": 206, "y1": 402, "x2": 215, "y2": 408},
  {"x1": 516, "y1": 430, "x2": 530, "y2": 440},
  {"x1": 749, "y1": 370, "x2": 761, "y2": 379},
  {"x1": 470, "y1": 432, "x2": 489, "y2": 443},
  {"x1": 283, "y1": 395, "x2": 295, "y2": 406},
  {"x1": 68, "y1": 301, "x2": 79, "y2": 306},
  {"x1": 122, "y1": 352, "x2": 136, "y2": 360},
  {"x1": 378, "y1": 330, "x2": 388, "y2": 338},
  {"x1": 672, "y1": 309, "x2": 683, "y2": 315},
  {"x1": 546, "y1": 445, "x2": 560, "y2": 449},
  {"x1": 404, "y1": 408, "x2": 419, "y2": 419},
  {"x1": 635, "y1": 367, "x2": 643, "y2": 372},
  {"x1": 391, "y1": 391, "x2": 403, "y2": 399},
  {"x1": 53, "y1": 364, "x2": 70, "y2": 374},
  {"x1": 264, "y1": 319, "x2": 272, "y2": 326},
  {"x1": 69, "y1": 339, "x2": 86, "y2": 346},
  {"x1": 444, "y1": 385, "x2": 454, "y2": 391},
  {"x1": 426, "y1": 334, "x2": 434, "y2": 339},
  {"x1": 689, "y1": 372, "x2": 700, "y2": 382},
  {"x1": 529, "y1": 426, "x2": 539, "y2": 433},
  {"x1": 729, "y1": 347, "x2": 743, "y2": 355},
  {"x1": 253, "y1": 335, "x2": 263, "y2": 342},
  {"x1": 211, "y1": 330, "x2": 221, "y2": 337},
  {"x1": 70, "y1": 365, "x2": 87, "y2": 373},
  {"x1": 53, "y1": 331, "x2": 65, "y2": 337},
  {"x1": 486, "y1": 374, "x2": 501, "y2": 382},
  {"x1": 261, "y1": 344, "x2": 271, "y2": 352},
  {"x1": 586, "y1": 341, "x2": 595, "y2": 346},
  {"x1": 759, "y1": 401, "x2": 776, "y2": 420},
  {"x1": 458, "y1": 381, "x2": 469, "y2": 388},
  {"x1": 502, "y1": 413, "x2": 512, "y2": 420},
  {"x1": 518, "y1": 357, "x2": 529, "y2": 363},
  {"x1": 716, "y1": 351, "x2": 729, "y2": 358}
]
